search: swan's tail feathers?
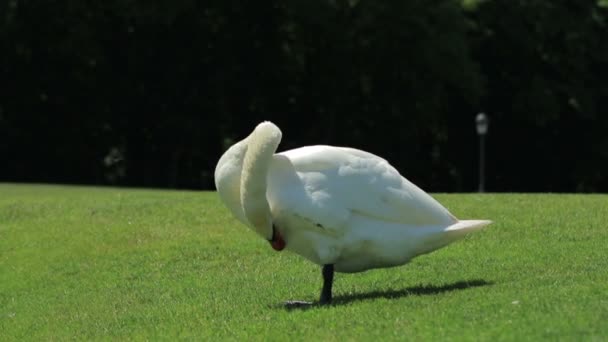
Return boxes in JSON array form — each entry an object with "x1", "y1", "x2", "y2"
[{"x1": 445, "y1": 219, "x2": 492, "y2": 237}]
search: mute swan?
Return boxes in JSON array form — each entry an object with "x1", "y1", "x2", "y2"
[{"x1": 214, "y1": 121, "x2": 491, "y2": 305}]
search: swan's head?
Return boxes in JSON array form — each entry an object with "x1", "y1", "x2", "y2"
[{"x1": 214, "y1": 121, "x2": 285, "y2": 250}]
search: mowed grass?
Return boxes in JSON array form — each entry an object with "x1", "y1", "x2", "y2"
[{"x1": 1, "y1": 184, "x2": 607, "y2": 340}]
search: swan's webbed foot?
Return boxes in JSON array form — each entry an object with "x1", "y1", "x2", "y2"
[{"x1": 284, "y1": 300, "x2": 314, "y2": 309}]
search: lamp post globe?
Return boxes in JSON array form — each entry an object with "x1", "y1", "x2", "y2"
[{"x1": 476, "y1": 112, "x2": 489, "y2": 136}]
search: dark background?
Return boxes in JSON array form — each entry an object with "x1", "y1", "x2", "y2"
[{"x1": 2, "y1": 0, "x2": 607, "y2": 192}]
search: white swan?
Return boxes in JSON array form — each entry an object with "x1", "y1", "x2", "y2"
[{"x1": 214, "y1": 121, "x2": 491, "y2": 305}]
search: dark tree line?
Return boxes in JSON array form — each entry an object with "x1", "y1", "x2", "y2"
[{"x1": 1, "y1": 0, "x2": 607, "y2": 192}]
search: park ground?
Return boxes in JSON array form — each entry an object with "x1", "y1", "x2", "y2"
[{"x1": 1, "y1": 184, "x2": 607, "y2": 340}]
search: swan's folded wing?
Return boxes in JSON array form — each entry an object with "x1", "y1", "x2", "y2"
[
  {"x1": 267, "y1": 152, "x2": 351, "y2": 235},
  {"x1": 336, "y1": 147, "x2": 457, "y2": 226},
  {"x1": 275, "y1": 145, "x2": 457, "y2": 230}
]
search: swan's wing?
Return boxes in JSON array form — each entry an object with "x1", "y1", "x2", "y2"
[{"x1": 269, "y1": 145, "x2": 456, "y2": 234}]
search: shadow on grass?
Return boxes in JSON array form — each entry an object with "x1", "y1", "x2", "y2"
[
  {"x1": 333, "y1": 279, "x2": 492, "y2": 305},
  {"x1": 280, "y1": 279, "x2": 492, "y2": 311}
]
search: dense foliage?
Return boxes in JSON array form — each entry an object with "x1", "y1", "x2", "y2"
[{"x1": 1, "y1": 0, "x2": 607, "y2": 191}]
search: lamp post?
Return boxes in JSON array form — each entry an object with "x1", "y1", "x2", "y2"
[{"x1": 475, "y1": 113, "x2": 489, "y2": 193}]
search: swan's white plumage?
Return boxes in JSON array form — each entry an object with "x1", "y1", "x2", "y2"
[{"x1": 215, "y1": 121, "x2": 490, "y2": 274}]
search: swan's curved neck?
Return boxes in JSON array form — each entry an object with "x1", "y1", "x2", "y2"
[{"x1": 240, "y1": 122, "x2": 282, "y2": 239}]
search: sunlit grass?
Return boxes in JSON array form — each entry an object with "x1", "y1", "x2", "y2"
[{"x1": 1, "y1": 184, "x2": 607, "y2": 340}]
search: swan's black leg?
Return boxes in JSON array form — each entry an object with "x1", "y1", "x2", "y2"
[
  {"x1": 319, "y1": 264, "x2": 334, "y2": 305},
  {"x1": 283, "y1": 264, "x2": 334, "y2": 309}
]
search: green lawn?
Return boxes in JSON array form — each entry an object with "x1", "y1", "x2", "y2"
[{"x1": 1, "y1": 184, "x2": 607, "y2": 340}]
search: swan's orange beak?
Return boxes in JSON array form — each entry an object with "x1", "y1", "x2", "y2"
[{"x1": 269, "y1": 227, "x2": 286, "y2": 251}]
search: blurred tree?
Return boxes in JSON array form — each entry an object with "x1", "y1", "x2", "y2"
[
  {"x1": 470, "y1": 0, "x2": 608, "y2": 191},
  {"x1": 1, "y1": 0, "x2": 287, "y2": 188},
  {"x1": 1, "y1": 0, "x2": 607, "y2": 192},
  {"x1": 278, "y1": 0, "x2": 483, "y2": 191}
]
